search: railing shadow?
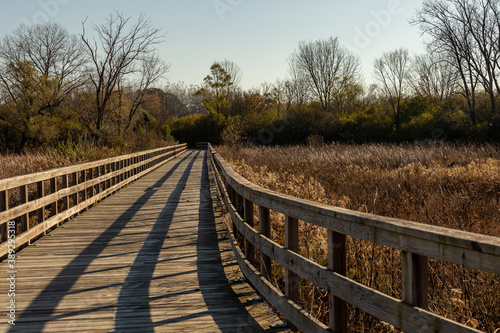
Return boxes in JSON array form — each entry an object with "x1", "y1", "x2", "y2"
[
  {"x1": 113, "y1": 151, "x2": 198, "y2": 331},
  {"x1": 195, "y1": 154, "x2": 271, "y2": 333},
  {"x1": 10, "y1": 152, "x2": 195, "y2": 333}
]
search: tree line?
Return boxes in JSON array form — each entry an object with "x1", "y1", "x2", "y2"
[
  {"x1": 173, "y1": 0, "x2": 500, "y2": 146},
  {"x1": 1, "y1": 1, "x2": 500, "y2": 154},
  {"x1": 0, "y1": 12, "x2": 175, "y2": 152}
]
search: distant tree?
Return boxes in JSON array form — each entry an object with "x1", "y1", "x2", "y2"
[
  {"x1": 164, "y1": 82, "x2": 205, "y2": 116},
  {"x1": 80, "y1": 11, "x2": 166, "y2": 145},
  {"x1": 0, "y1": 22, "x2": 87, "y2": 100},
  {"x1": 287, "y1": 54, "x2": 311, "y2": 106},
  {"x1": 292, "y1": 37, "x2": 361, "y2": 110},
  {"x1": 272, "y1": 79, "x2": 288, "y2": 116},
  {"x1": 122, "y1": 54, "x2": 170, "y2": 133},
  {"x1": 0, "y1": 22, "x2": 87, "y2": 151},
  {"x1": 196, "y1": 63, "x2": 233, "y2": 115},
  {"x1": 219, "y1": 59, "x2": 242, "y2": 96},
  {"x1": 373, "y1": 48, "x2": 411, "y2": 131},
  {"x1": 411, "y1": 0, "x2": 500, "y2": 123},
  {"x1": 409, "y1": 53, "x2": 459, "y2": 100}
]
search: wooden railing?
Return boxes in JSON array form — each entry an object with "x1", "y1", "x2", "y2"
[
  {"x1": 0, "y1": 143, "x2": 187, "y2": 258},
  {"x1": 208, "y1": 144, "x2": 500, "y2": 333}
]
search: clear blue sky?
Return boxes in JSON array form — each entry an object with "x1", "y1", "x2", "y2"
[{"x1": 0, "y1": 0, "x2": 426, "y2": 90}]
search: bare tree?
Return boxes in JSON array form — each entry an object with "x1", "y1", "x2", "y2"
[
  {"x1": 287, "y1": 54, "x2": 310, "y2": 106},
  {"x1": 122, "y1": 54, "x2": 170, "y2": 132},
  {"x1": 292, "y1": 37, "x2": 361, "y2": 110},
  {"x1": 411, "y1": 0, "x2": 500, "y2": 123},
  {"x1": 0, "y1": 22, "x2": 87, "y2": 110},
  {"x1": 272, "y1": 79, "x2": 288, "y2": 116},
  {"x1": 373, "y1": 48, "x2": 411, "y2": 131},
  {"x1": 410, "y1": 53, "x2": 460, "y2": 100},
  {"x1": 219, "y1": 59, "x2": 242, "y2": 90},
  {"x1": 80, "y1": 11, "x2": 166, "y2": 144}
]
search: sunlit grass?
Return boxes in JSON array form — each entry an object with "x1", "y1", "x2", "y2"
[{"x1": 218, "y1": 142, "x2": 500, "y2": 332}]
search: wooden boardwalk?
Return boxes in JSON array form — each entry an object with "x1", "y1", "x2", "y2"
[{"x1": 0, "y1": 150, "x2": 286, "y2": 332}]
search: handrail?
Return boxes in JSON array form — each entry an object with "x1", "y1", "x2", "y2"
[
  {"x1": 0, "y1": 143, "x2": 187, "y2": 258},
  {"x1": 208, "y1": 143, "x2": 498, "y2": 333}
]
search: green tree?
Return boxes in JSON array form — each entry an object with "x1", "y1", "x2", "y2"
[
  {"x1": 0, "y1": 61, "x2": 64, "y2": 151},
  {"x1": 196, "y1": 63, "x2": 233, "y2": 116}
]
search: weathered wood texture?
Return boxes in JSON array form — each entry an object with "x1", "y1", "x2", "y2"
[
  {"x1": 208, "y1": 144, "x2": 498, "y2": 333},
  {"x1": 0, "y1": 151, "x2": 286, "y2": 332},
  {"x1": 0, "y1": 144, "x2": 187, "y2": 258}
]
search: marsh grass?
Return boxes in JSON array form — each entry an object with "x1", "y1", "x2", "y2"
[{"x1": 218, "y1": 142, "x2": 500, "y2": 332}]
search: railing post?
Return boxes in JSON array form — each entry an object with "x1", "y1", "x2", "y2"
[
  {"x1": 82, "y1": 170, "x2": 88, "y2": 202},
  {"x1": 328, "y1": 230, "x2": 347, "y2": 333},
  {"x1": 285, "y1": 216, "x2": 299, "y2": 303},
  {"x1": 120, "y1": 160, "x2": 124, "y2": 182},
  {"x1": 235, "y1": 192, "x2": 244, "y2": 243},
  {"x1": 37, "y1": 181, "x2": 45, "y2": 233},
  {"x1": 19, "y1": 185, "x2": 29, "y2": 234},
  {"x1": 72, "y1": 172, "x2": 78, "y2": 207},
  {"x1": 244, "y1": 198, "x2": 255, "y2": 265},
  {"x1": 62, "y1": 174, "x2": 69, "y2": 212},
  {"x1": 402, "y1": 251, "x2": 428, "y2": 309},
  {"x1": 0, "y1": 190, "x2": 8, "y2": 242},
  {"x1": 259, "y1": 206, "x2": 271, "y2": 280},
  {"x1": 50, "y1": 177, "x2": 58, "y2": 218},
  {"x1": 95, "y1": 166, "x2": 101, "y2": 195}
]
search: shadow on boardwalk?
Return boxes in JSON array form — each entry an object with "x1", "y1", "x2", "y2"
[{"x1": 8, "y1": 150, "x2": 281, "y2": 332}]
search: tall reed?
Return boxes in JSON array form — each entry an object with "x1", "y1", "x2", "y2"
[{"x1": 218, "y1": 142, "x2": 500, "y2": 332}]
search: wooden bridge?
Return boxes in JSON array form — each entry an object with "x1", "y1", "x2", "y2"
[
  {"x1": 0, "y1": 144, "x2": 499, "y2": 332},
  {"x1": 0, "y1": 146, "x2": 286, "y2": 332}
]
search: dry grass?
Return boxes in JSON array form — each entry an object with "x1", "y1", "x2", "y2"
[
  {"x1": 0, "y1": 150, "x2": 74, "y2": 180},
  {"x1": 217, "y1": 142, "x2": 500, "y2": 332}
]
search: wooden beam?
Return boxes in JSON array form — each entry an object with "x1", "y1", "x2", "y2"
[
  {"x1": 50, "y1": 177, "x2": 58, "y2": 218},
  {"x1": 244, "y1": 198, "x2": 255, "y2": 265},
  {"x1": 0, "y1": 190, "x2": 8, "y2": 242},
  {"x1": 402, "y1": 251, "x2": 428, "y2": 309},
  {"x1": 37, "y1": 181, "x2": 45, "y2": 233},
  {"x1": 285, "y1": 215, "x2": 299, "y2": 303},
  {"x1": 328, "y1": 230, "x2": 347, "y2": 333},
  {"x1": 20, "y1": 184, "x2": 29, "y2": 233},
  {"x1": 259, "y1": 206, "x2": 271, "y2": 280}
]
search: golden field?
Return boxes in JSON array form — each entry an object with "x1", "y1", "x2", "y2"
[{"x1": 217, "y1": 142, "x2": 500, "y2": 332}]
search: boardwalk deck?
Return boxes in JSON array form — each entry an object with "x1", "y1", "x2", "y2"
[{"x1": 0, "y1": 150, "x2": 287, "y2": 332}]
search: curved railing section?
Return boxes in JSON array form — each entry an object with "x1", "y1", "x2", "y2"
[
  {"x1": 0, "y1": 143, "x2": 187, "y2": 258},
  {"x1": 208, "y1": 144, "x2": 499, "y2": 333}
]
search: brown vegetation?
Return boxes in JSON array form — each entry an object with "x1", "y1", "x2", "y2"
[{"x1": 217, "y1": 142, "x2": 500, "y2": 332}]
